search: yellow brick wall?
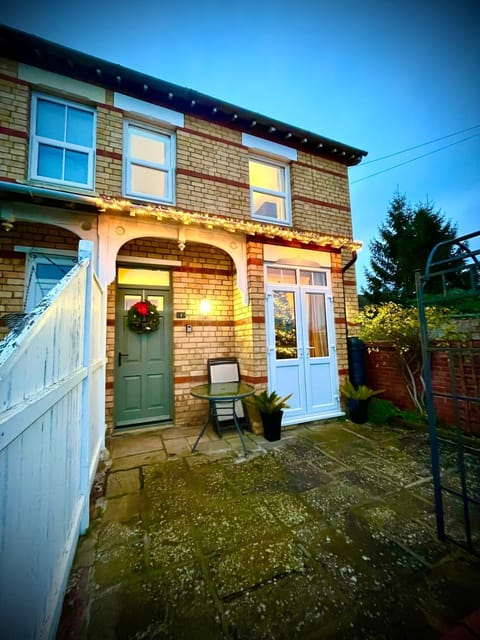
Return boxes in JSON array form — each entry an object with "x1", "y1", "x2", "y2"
[
  {"x1": 176, "y1": 119, "x2": 250, "y2": 218},
  {"x1": 0, "y1": 59, "x2": 356, "y2": 249},
  {"x1": 96, "y1": 104, "x2": 123, "y2": 196},
  {"x1": 0, "y1": 71, "x2": 29, "y2": 182},
  {"x1": 1, "y1": 56, "x2": 361, "y2": 430},
  {"x1": 291, "y1": 152, "x2": 352, "y2": 236}
]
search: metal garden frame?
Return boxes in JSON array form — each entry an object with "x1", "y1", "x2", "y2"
[{"x1": 416, "y1": 230, "x2": 480, "y2": 556}]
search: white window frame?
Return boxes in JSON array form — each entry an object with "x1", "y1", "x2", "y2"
[
  {"x1": 29, "y1": 93, "x2": 96, "y2": 189},
  {"x1": 20, "y1": 250, "x2": 77, "y2": 312},
  {"x1": 249, "y1": 155, "x2": 292, "y2": 226},
  {"x1": 123, "y1": 121, "x2": 176, "y2": 204}
]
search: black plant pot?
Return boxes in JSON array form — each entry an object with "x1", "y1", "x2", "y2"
[
  {"x1": 261, "y1": 410, "x2": 283, "y2": 441},
  {"x1": 347, "y1": 399, "x2": 370, "y2": 424}
]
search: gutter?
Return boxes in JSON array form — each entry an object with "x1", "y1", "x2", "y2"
[
  {"x1": 0, "y1": 25, "x2": 368, "y2": 167},
  {"x1": 0, "y1": 181, "x2": 100, "y2": 208}
]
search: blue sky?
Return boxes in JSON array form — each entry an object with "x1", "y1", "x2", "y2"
[{"x1": 2, "y1": 0, "x2": 479, "y2": 288}]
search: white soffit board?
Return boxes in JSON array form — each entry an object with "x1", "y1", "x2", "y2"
[
  {"x1": 114, "y1": 93, "x2": 184, "y2": 127},
  {"x1": 19, "y1": 64, "x2": 106, "y2": 103},
  {"x1": 242, "y1": 133, "x2": 297, "y2": 161}
]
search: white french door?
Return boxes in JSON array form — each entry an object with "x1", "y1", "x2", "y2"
[{"x1": 265, "y1": 266, "x2": 340, "y2": 425}]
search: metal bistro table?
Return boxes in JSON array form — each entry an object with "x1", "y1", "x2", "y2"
[{"x1": 190, "y1": 381, "x2": 255, "y2": 456}]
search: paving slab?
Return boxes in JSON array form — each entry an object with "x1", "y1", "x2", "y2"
[
  {"x1": 105, "y1": 468, "x2": 141, "y2": 497},
  {"x1": 58, "y1": 420, "x2": 480, "y2": 639}
]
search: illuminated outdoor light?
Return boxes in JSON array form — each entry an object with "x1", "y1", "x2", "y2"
[{"x1": 199, "y1": 299, "x2": 211, "y2": 315}]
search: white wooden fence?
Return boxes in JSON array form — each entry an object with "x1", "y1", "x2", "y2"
[{"x1": 0, "y1": 240, "x2": 105, "y2": 640}]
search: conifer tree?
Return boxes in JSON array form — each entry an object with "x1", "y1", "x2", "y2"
[{"x1": 363, "y1": 191, "x2": 460, "y2": 304}]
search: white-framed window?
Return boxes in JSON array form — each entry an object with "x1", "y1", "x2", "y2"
[
  {"x1": 29, "y1": 93, "x2": 96, "y2": 189},
  {"x1": 124, "y1": 122, "x2": 175, "y2": 204},
  {"x1": 249, "y1": 156, "x2": 291, "y2": 225},
  {"x1": 23, "y1": 252, "x2": 77, "y2": 312}
]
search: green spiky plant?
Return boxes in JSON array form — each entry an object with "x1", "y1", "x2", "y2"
[
  {"x1": 339, "y1": 379, "x2": 384, "y2": 401},
  {"x1": 247, "y1": 390, "x2": 292, "y2": 414}
]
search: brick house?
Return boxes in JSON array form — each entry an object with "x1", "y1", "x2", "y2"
[{"x1": 0, "y1": 24, "x2": 366, "y2": 435}]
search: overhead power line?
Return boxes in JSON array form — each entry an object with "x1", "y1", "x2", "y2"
[
  {"x1": 360, "y1": 124, "x2": 480, "y2": 166},
  {"x1": 350, "y1": 132, "x2": 480, "y2": 185}
]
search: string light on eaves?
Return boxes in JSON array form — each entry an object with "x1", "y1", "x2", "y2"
[{"x1": 95, "y1": 196, "x2": 363, "y2": 251}]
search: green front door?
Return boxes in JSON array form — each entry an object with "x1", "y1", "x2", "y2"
[{"x1": 115, "y1": 287, "x2": 172, "y2": 427}]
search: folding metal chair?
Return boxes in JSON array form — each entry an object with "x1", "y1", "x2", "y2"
[{"x1": 207, "y1": 357, "x2": 248, "y2": 435}]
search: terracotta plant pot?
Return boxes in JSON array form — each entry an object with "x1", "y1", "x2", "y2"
[{"x1": 260, "y1": 410, "x2": 283, "y2": 441}]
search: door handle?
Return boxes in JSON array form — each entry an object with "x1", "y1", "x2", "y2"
[{"x1": 118, "y1": 352, "x2": 129, "y2": 366}]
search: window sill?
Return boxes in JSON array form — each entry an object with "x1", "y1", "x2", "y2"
[
  {"x1": 27, "y1": 178, "x2": 96, "y2": 196},
  {"x1": 251, "y1": 216, "x2": 292, "y2": 227},
  {"x1": 124, "y1": 193, "x2": 176, "y2": 207}
]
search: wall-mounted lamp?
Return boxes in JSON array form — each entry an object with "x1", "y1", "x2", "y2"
[
  {"x1": 199, "y1": 299, "x2": 211, "y2": 315},
  {"x1": 0, "y1": 205, "x2": 15, "y2": 232}
]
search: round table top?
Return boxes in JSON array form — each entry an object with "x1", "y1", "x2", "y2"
[{"x1": 190, "y1": 381, "x2": 255, "y2": 401}]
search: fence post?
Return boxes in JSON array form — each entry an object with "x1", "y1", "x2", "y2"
[{"x1": 78, "y1": 240, "x2": 93, "y2": 534}]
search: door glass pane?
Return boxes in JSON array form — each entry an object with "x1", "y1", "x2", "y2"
[
  {"x1": 306, "y1": 293, "x2": 328, "y2": 357},
  {"x1": 117, "y1": 268, "x2": 170, "y2": 286},
  {"x1": 300, "y1": 270, "x2": 327, "y2": 286},
  {"x1": 273, "y1": 291, "x2": 297, "y2": 359},
  {"x1": 131, "y1": 164, "x2": 167, "y2": 197},
  {"x1": 147, "y1": 295, "x2": 163, "y2": 311},
  {"x1": 267, "y1": 267, "x2": 297, "y2": 285},
  {"x1": 124, "y1": 295, "x2": 142, "y2": 311}
]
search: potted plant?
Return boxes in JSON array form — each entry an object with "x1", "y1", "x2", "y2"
[
  {"x1": 339, "y1": 379, "x2": 384, "y2": 424},
  {"x1": 246, "y1": 390, "x2": 292, "y2": 441}
]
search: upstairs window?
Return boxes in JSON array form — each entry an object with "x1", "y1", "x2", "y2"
[
  {"x1": 124, "y1": 123, "x2": 175, "y2": 204},
  {"x1": 249, "y1": 157, "x2": 291, "y2": 225},
  {"x1": 29, "y1": 94, "x2": 95, "y2": 189}
]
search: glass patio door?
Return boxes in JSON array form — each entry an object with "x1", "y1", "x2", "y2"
[{"x1": 265, "y1": 266, "x2": 339, "y2": 424}]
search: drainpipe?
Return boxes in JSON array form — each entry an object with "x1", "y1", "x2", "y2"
[
  {"x1": 342, "y1": 250, "x2": 358, "y2": 341},
  {"x1": 342, "y1": 250, "x2": 358, "y2": 277},
  {"x1": 0, "y1": 180, "x2": 100, "y2": 207},
  {"x1": 340, "y1": 250, "x2": 359, "y2": 389}
]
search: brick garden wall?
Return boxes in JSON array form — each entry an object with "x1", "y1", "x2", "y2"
[{"x1": 364, "y1": 341, "x2": 480, "y2": 435}]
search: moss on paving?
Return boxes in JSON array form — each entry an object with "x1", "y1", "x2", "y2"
[{"x1": 65, "y1": 421, "x2": 480, "y2": 639}]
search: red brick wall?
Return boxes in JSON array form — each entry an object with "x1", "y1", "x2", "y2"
[{"x1": 364, "y1": 341, "x2": 480, "y2": 435}]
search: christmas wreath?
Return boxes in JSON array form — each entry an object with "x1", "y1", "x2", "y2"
[{"x1": 127, "y1": 300, "x2": 160, "y2": 333}]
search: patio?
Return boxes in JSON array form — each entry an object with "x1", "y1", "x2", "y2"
[{"x1": 57, "y1": 420, "x2": 480, "y2": 639}]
